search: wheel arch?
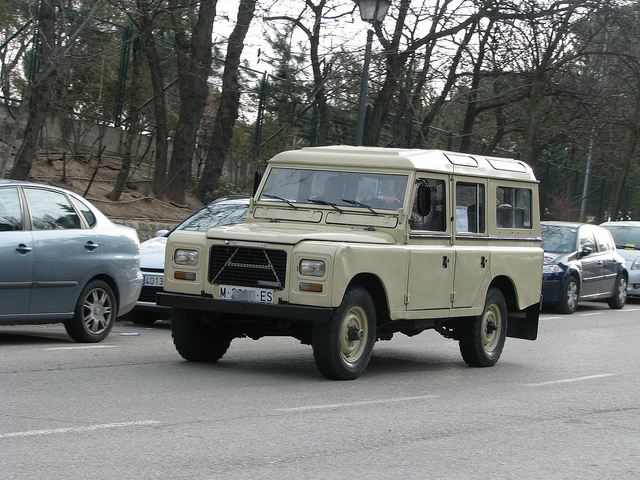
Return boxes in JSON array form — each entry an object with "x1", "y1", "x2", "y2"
[
  {"x1": 86, "y1": 274, "x2": 120, "y2": 311},
  {"x1": 346, "y1": 273, "x2": 390, "y2": 325}
]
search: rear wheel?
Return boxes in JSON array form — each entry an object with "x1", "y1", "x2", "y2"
[
  {"x1": 171, "y1": 309, "x2": 232, "y2": 362},
  {"x1": 459, "y1": 287, "x2": 507, "y2": 367},
  {"x1": 64, "y1": 280, "x2": 116, "y2": 343},
  {"x1": 313, "y1": 286, "x2": 376, "y2": 380},
  {"x1": 556, "y1": 276, "x2": 579, "y2": 314},
  {"x1": 607, "y1": 274, "x2": 627, "y2": 309}
]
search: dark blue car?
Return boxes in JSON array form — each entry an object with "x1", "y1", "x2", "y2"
[{"x1": 541, "y1": 221, "x2": 628, "y2": 313}]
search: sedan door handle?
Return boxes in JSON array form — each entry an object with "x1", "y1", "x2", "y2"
[
  {"x1": 16, "y1": 243, "x2": 32, "y2": 254},
  {"x1": 85, "y1": 241, "x2": 99, "y2": 251}
]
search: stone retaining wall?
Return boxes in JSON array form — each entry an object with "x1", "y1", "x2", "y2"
[{"x1": 112, "y1": 219, "x2": 177, "y2": 242}]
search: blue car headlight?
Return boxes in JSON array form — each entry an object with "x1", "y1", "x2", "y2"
[{"x1": 543, "y1": 264, "x2": 565, "y2": 274}]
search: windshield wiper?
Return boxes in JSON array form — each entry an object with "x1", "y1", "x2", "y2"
[
  {"x1": 308, "y1": 199, "x2": 343, "y2": 213},
  {"x1": 616, "y1": 244, "x2": 640, "y2": 250},
  {"x1": 341, "y1": 199, "x2": 379, "y2": 215},
  {"x1": 263, "y1": 194, "x2": 298, "y2": 209}
]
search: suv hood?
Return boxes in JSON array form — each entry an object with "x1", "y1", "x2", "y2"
[{"x1": 206, "y1": 222, "x2": 395, "y2": 245}]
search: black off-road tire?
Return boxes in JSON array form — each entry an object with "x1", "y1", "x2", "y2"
[
  {"x1": 128, "y1": 311, "x2": 158, "y2": 325},
  {"x1": 556, "y1": 276, "x2": 579, "y2": 314},
  {"x1": 64, "y1": 280, "x2": 116, "y2": 343},
  {"x1": 171, "y1": 308, "x2": 232, "y2": 362},
  {"x1": 312, "y1": 286, "x2": 376, "y2": 380},
  {"x1": 607, "y1": 274, "x2": 627, "y2": 309},
  {"x1": 459, "y1": 287, "x2": 507, "y2": 367}
]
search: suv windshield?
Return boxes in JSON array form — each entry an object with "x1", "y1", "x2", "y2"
[{"x1": 258, "y1": 168, "x2": 409, "y2": 210}]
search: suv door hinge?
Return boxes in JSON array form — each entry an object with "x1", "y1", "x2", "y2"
[
  {"x1": 404, "y1": 293, "x2": 411, "y2": 305},
  {"x1": 450, "y1": 292, "x2": 456, "y2": 303}
]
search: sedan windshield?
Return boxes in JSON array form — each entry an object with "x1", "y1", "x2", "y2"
[
  {"x1": 258, "y1": 168, "x2": 409, "y2": 210},
  {"x1": 603, "y1": 225, "x2": 640, "y2": 249},
  {"x1": 541, "y1": 225, "x2": 578, "y2": 254},
  {"x1": 174, "y1": 202, "x2": 248, "y2": 233}
]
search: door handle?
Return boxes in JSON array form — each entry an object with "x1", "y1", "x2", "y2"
[
  {"x1": 85, "y1": 241, "x2": 99, "y2": 251},
  {"x1": 442, "y1": 256, "x2": 449, "y2": 268},
  {"x1": 481, "y1": 256, "x2": 488, "y2": 268},
  {"x1": 16, "y1": 244, "x2": 32, "y2": 254}
]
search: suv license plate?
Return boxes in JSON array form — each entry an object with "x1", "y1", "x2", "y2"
[
  {"x1": 143, "y1": 274, "x2": 164, "y2": 287},
  {"x1": 219, "y1": 286, "x2": 274, "y2": 304}
]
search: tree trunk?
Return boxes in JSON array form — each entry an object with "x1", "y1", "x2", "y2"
[
  {"x1": 194, "y1": 0, "x2": 256, "y2": 203},
  {"x1": 108, "y1": 35, "x2": 142, "y2": 201},
  {"x1": 8, "y1": 0, "x2": 57, "y2": 180},
  {"x1": 136, "y1": 3, "x2": 169, "y2": 197},
  {"x1": 163, "y1": 0, "x2": 217, "y2": 204}
]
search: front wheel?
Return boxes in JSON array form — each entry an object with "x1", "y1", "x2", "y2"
[
  {"x1": 64, "y1": 280, "x2": 116, "y2": 343},
  {"x1": 607, "y1": 274, "x2": 627, "y2": 309},
  {"x1": 171, "y1": 309, "x2": 232, "y2": 362},
  {"x1": 556, "y1": 276, "x2": 579, "y2": 314},
  {"x1": 313, "y1": 286, "x2": 376, "y2": 380},
  {"x1": 459, "y1": 287, "x2": 507, "y2": 367}
]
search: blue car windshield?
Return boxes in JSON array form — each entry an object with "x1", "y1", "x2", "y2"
[{"x1": 541, "y1": 225, "x2": 577, "y2": 254}]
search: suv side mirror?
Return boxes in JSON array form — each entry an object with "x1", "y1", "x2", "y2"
[
  {"x1": 416, "y1": 182, "x2": 432, "y2": 217},
  {"x1": 252, "y1": 168, "x2": 263, "y2": 195},
  {"x1": 579, "y1": 246, "x2": 593, "y2": 258}
]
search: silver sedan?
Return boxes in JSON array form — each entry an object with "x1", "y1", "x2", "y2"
[{"x1": 0, "y1": 180, "x2": 142, "y2": 342}]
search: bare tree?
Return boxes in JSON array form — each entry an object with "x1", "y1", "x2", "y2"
[
  {"x1": 3, "y1": 0, "x2": 107, "y2": 179},
  {"x1": 162, "y1": 0, "x2": 216, "y2": 204},
  {"x1": 194, "y1": 0, "x2": 256, "y2": 203}
]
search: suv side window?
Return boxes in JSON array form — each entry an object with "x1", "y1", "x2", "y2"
[
  {"x1": 0, "y1": 187, "x2": 22, "y2": 231},
  {"x1": 24, "y1": 188, "x2": 82, "y2": 230},
  {"x1": 496, "y1": 186, "x2": 532, "y2": 229},
  {"x1": 456, "y1": 182, "x2": 485, "y2": 233},
  {"x1": 411, "y1": 178, "x2": 446, "y2": 231}
]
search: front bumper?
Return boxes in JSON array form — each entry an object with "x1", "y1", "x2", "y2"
[{"x1": 157, "y1": 292, "x2": 334, "y2": 323}]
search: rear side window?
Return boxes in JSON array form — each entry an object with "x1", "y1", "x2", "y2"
[
  {"x1": 70, "y1": 196, "x2": 96, "y2": 227},
  {"x1": 456, "y1": 182, "x2": 485, "y2": 233},
  {"x1": 496, "y1": 186, "x2": 532, "y2": 229},
  {"x1": 0, "y1": 187, "x2": 22, "y2": 231},
  {"x1": 24, "y1": 188, "x2": 82, "y2": 230}
]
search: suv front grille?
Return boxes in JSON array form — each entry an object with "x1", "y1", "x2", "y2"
[{"x1": 208, "y1": 245, "x2": 287, "y2": 290}]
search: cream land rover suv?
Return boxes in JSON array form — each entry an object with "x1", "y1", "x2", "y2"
[{"x1": 158, "y1": 146, "x2": 543, "y2": 380}]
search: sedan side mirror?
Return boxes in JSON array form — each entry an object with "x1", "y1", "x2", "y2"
[{"x1": 579, "y1": 246, "x2": 593, "y2": 258}]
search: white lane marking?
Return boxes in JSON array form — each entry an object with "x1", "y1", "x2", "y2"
[
  {"x1": 0, "y1": 420, "x2": 160, "y2": 439},
  {"x1": 41, "y1": 345, "x2": 117, "y2": 351},
  {"x1": 276, "y1": 395, "x2": 437, "y2": 413},
  {"x1": 526, "y1": 373, "x2": 616, "y2": 387},
  {"x1": 579, "y1": 312, "x2": 604, "y2": 316},
  {"x1": 543, "y1": 316, "x2": 563, "y2": 320}
]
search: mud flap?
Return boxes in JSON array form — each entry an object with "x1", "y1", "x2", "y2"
[{"x1": 506, "y1": 302, "x2": 540, "y2": 341}]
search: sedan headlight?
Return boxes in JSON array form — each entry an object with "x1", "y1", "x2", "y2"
[
  {"x1": 542, "y1": 264, "x2": 565, "y2": 274},
  {"x1": 299, "y1": 259, "x2": 325, "y2": 277},
  {"x1": 631, "y1": 257, "x2": 640, "y2": 270},
  {"x1": 174, "y1": 249, "x2": 199, "y2": 266}
]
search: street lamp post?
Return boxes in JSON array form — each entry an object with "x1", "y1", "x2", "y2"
[{"x1": 354, "y1": 0, "x2": 390, "y2": 146}]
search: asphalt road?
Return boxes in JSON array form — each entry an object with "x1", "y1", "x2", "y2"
[{"x1": 2, "y1": 301, "x2": 639, "y2": 480}]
